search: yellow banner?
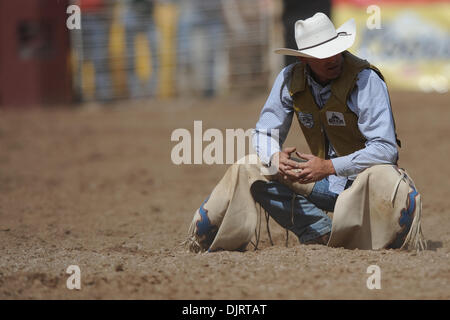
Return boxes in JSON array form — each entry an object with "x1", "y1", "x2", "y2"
[{"x1": 333, "y1": 2, "x2": 450, "y2": 93}]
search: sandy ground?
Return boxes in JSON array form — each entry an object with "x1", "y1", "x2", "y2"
[{"x1": 0, "y1": 91, "x2": 449, "y2": 300}]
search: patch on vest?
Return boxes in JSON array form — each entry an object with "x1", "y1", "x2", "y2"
[
  {"x1": 326, "y1": 111, "x2": 346, "y2": 126},
  {"x1": 298, "y1": 112, "x2": 314, "y2": 128}
]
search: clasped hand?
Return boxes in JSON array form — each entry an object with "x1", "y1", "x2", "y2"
[{"x1": 271, "y1": 147, "x2": 336, "y2": 184}]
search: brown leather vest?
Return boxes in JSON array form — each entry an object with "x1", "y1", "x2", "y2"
[{"x1": 290, "y1": 51, "x2": 400, "y2": 159}]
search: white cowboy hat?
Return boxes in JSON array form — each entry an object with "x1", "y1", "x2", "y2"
[{"x1": 275, "y1": 12, "x2": 356, "y2": 59}]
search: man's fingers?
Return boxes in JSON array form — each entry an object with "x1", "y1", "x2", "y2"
[
  {"x1": 297, "y1": 168, "x2": 311, "y2": 179},
  {"x1": 295, "y1": 162, "x2": 308, "y2": 170},
  {"x1": 278, "y1": 156, "x2": 299, "y2": 168},
  {"x1": 282, "y1": 167, "x2": 310, "y2": 180},
  {"x1": 278, "y1": 163, "x2": 294, "y2": 176},
  {"x1": 283, "y1": 147, "x2": 296, "y2": 154},
  {"x1": 284, "y1": 158, "x2": 302, "y2": 169},
  {"x1": 285, "y1": 168, "x2": 302, "y2": 179},
  {"x1": 299, "y1": 173, "x2": 316, "y2": 183},
  {"x1": 281, "y1": 166, "x2": 301, "y2": 177},
  {"x1": 296, "y1": 152, "x2": 314, "y2": 161}
]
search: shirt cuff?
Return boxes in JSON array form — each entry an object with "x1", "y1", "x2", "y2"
[
  {"x1": 252, "y1": 130, "x2": 281, "y2": 166},
  {"x1": 258, "y1": 145, "x2": 280, "y2": 166},
  {"x1": 331, "y1": 156, "x2": 355, "y2": 177}
]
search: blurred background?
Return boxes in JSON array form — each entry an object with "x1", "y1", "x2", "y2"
[{"x1": 0, "y1": 0, "x2": 448, "y2": 108}]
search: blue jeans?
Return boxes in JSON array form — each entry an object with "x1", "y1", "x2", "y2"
[{"x1": 251, "y1": 178, "x2": 348, "y2": 243}]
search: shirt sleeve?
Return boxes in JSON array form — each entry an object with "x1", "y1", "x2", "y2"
[
  {"x1": 331, "y1": 69, "x2": 399, "y2": 177},
  {"x1": 252, "y1": 65, "x2": 295, "y2": 165}
]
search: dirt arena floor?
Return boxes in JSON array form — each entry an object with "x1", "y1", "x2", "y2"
[{"x1": 0, "y1": 91, "x2": 449, "y2": 300}]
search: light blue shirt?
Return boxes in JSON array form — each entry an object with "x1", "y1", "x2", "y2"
[{"x1": 252, "y1": 63, "x2": 399, "y2": 194}]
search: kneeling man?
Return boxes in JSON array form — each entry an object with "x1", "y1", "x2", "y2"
[{"x1": 186, "y1": 13, "x2": 423, "y2": 252}]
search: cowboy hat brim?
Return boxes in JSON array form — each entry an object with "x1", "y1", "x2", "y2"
[{"x1": 274, "y1": 18, "x2": 356, "y2": 59}]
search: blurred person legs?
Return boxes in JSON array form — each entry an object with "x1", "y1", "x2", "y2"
[
  {"x1": 124, "y1": 0, "x2": 159, "y2": 99},
  {"x1": 108, "y1": 1, "x2": 128, "y2": 99},
  {"x1": 179, "y1": 0, "x2": 226, "y2": 98},
  {"x1": 81, "y1": 10, "x2": 112, "y2": 101},
  {"x1": 203, "y1": 22, "x2": 225, "y2": 97},
  {"x1": 196, "y1": 0, "x2": 226, "y2": 97},
  {"x1": 222, "y1": 0, "x2": 269, "y2": 92},
  {"x1": 154, "y1": 2, "x2": 179, "y2": 99},
  {"x1": 177, "y1": 0, "x2": 196, "y2": 95}
]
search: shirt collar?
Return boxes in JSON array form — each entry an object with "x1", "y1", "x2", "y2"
[{"x1": 304, "y1": 65, "x2": 331, "y2": 92}]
